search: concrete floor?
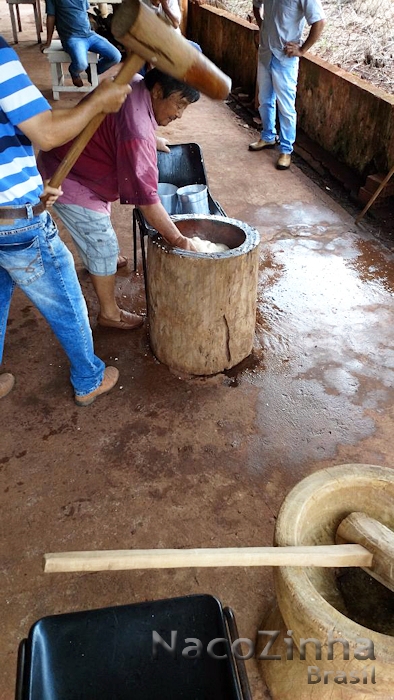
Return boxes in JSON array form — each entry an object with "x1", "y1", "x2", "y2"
[{"x1": 1, "y1": 8, "x2": 394, "y2": 700}]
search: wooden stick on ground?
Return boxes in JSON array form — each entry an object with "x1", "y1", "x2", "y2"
[
  {"x1": 44, "y1": 544, "x2": 373, "y2": 573},
  {"x1": 355, "y1": 163, "x2": 394, "y2": 224}
]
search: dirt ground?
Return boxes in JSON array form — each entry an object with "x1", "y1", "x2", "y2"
[{"x1": 216, "y1": 0, "x2": 394, "y2": 95}]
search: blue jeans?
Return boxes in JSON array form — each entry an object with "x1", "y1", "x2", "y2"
[
  {"x1": 0, "y1": 208, "x2": 105, "y2": 397},
  {"x1": 257, "y1": 54, "x2": 299, "y2": 154},
  {"x1": 63, "y1": 33, "x2": 122, "y2": 77}
]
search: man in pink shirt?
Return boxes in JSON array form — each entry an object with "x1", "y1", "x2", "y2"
[{"x1": 39, "y1": 69, "x2": 199, "y2": 330}]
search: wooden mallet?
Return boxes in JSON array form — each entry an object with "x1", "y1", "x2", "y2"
[
  {"x1": 336, "y1": 511, "x2": 394, "y2": 592},
  {"x1": 44, "y1": 512, "x2": 394, "y2": 592},
  {"x1": 47, "y1": 0, "x2": 231, "y2": 190}
]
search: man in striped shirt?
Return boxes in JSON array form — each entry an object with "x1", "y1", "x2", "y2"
[{"x1": 0, "y1": 35, "x2": 130, "y2": 406}]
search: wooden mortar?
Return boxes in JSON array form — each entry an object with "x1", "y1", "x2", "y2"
[
  {"x1": 146, "y1": 215, "x2": 260, "y2": 376},
  {"x1": 261, "y1": 463, "x2": 394, "y2": 699}
]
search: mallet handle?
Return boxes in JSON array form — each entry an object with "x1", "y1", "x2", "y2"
[
  {"x1": 48, "y1": 53, "x2": 144, "y2": 190},
  {"x1": 44, "y1": 544, "x2": 372, "y2": 573}
]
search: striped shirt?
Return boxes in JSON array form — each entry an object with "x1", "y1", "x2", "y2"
[{"x1": 0, "y1": 36, "x2": 51, "y2": 206}]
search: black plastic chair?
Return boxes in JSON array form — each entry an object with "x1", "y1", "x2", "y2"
[
  {"x1": 132, "y1": 142, "x2": 226, "y2": 273},
  {"x1": 15, "y1": 594, "x2": 252, "y2": 700}
]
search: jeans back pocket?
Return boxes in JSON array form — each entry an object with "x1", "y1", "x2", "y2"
[{"x1": 0, "y1": 235, "x2": 44, "y2": 286}]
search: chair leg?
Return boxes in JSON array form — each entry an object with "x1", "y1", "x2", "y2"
[
  {"x1": 133, "y1": 210, "x2": 149, "y2": 310},
  {"x1": 89, "y1": 62, "x2": 99, "y2": 89},
  {"x1": 9, "y1": 5, "x2": 18, "y2": 43},
  {"x1": 56, "y1": 62, "x2": 64, "y2": 85},
  {"x1": 16, "y1": 4, "x2": 22, "y2": 32},
  {"x1": 15, "y1": 639, "x2": 27, "y2": 700},
  {"x1": 33, "y1": 5, "x2": 41, "y2": 43},
  {"x1": 223, "y1": 607, "x2": 253, "y2": 700},
  {"x1": 132, "y1": 209, "x2": 138, "y2": 272},
  {"x1": 36, "y1": 0, "x2": 43, "y2": 32},
  {"x1": 50, "y1": 62, "x2": 61, "y2": 100},
  {"x1": 141, "y1": 231, "x2": 149, "y2": 314}
]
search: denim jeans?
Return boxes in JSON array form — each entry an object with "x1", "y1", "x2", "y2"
[
  {"x1": 63, "y1": 34, "x2": 122, "y2": 77},
  {"x1": 257, "y1": 54, "x2": 299, "y2": 154},
  {"x1": 0, "y1": 208, "x2": 105, "y2": 396}
]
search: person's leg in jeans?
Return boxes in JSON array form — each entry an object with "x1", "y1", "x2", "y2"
[
  {"x1": 0, "y1": 266, "x2": 14, "y2": 365},
  {"x1": 271, "y1": 55, "x2": 299, "y2": 154},
  {"x1": 0, "y1": 262, "x2": 16, "y2": 398},
  {"x1": 0, "y1": 211, "x2": 116, "y2": 401},
  {"x1": 63, "y1": 36, "x2": 89, "y2": 86},
  {"x1": 87, "y1": 33, "x2": 121, "y2": 75},
  {"x1": 258, "y1": 57, "x2": 278, "y2": 143}
]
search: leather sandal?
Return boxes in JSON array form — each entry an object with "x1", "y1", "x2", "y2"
[{"x1": 97, "y1": 310, "x2": 144, "y2": 330}]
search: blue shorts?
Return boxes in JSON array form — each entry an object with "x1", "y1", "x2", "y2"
[{"x1": 53, "y1": 203, "x2": 119, "y2": 276}]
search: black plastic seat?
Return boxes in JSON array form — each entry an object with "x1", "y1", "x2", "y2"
[
  {"x1": 132, "y1": 142, "x2": 226, "y2": 272},
  {"x1": 157, "y1": 142, "x2": 210, "y2": 189},
  {"x1": 15, "y1": 594, "x2": 252, "y2": 700}
]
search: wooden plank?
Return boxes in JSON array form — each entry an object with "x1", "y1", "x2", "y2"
[{"x1": 44, "y1": 544, "x2": 373, "y2": 573}]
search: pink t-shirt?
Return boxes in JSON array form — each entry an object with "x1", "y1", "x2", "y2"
[{"x1": 39, "y1": 76, "x2": 160, "y2": 212}]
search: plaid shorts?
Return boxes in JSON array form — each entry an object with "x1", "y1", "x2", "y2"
[{"x1": 53, "y1": 203, "x2": 119, "y2": 276}]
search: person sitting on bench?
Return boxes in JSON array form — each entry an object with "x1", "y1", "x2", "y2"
[{"x1": 40, "y1": 0, "x2": 122, "y2": 87}]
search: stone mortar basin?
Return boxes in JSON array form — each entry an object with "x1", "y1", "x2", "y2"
[{"x1": 263, "y1": 464, "x2": 394, "y2": 699}]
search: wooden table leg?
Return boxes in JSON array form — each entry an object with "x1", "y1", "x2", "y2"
[
  {"x1": 9, "y1": 4, "x2": 19, "y2": 43},
  {"x1": 16, "y1": 4, "x2": 22, "y2": 31}
]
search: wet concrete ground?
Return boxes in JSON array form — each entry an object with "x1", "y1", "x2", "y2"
[{"x1": 1, "y1": 9, "x2": 394, "y2": 700}]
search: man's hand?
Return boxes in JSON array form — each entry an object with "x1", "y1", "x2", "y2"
[
  {"x1": 285, "y1": 19, "x2": 325, "y2": 58},
  {"x1": 172, "y1": 235, "x2": 198, "y2": 252},
  {"x1": 41, "y1": 181, "x2": 63, "y2": 208},
  {"x1": 92, "y1": 78, "x2": 132, "y2": 114},
  {"x1": 18, "y1": 78, "x2": 131, "y2": 152},
  {"x1": 156, "y1": 136, "x2": 170, "y2": 153},
  {"x1": 140, "y1": 202, "x2": 197, "y2": 252},
  {"x1": 284, "y1": 41, "x2": 303, "y2": 58}
]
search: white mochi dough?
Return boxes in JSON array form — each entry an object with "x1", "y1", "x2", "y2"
[{"x1": 190, "y1": 237, "x2": 229, "y2": 253}]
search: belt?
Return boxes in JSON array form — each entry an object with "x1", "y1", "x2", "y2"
[{"x1": 0, "y1": 202, "x2": 45, "y2": 222}]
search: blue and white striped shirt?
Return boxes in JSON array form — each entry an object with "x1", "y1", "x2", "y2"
[{"x1": 0, "y1": 36, "x2": 51, "y2": 206}]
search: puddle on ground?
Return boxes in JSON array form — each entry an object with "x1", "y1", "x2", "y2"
[
  {"x1": 239, "y1": 201, "x2": 345, "y2": 230},
  {"x1": 254, "y1": 235, "x2": 394, "y2": 374}
]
